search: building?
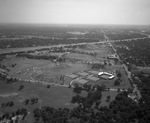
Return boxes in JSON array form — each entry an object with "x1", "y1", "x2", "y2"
[
  {"x1": 98, "y1": 71, "x2": 115, "y2": 80},
  {"x1": 107, "y1": 54, "x2": 118, "y2": 59}
]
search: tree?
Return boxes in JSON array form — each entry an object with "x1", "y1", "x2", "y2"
[
  {"x1": 47, "y1": 85, "x2": 51, "y2": 88},
  {"x1": 73, "y1": 86, "x2": 82, "y2": 94},
  {"x1": 114, "y1": 79, "x2": 120, "y2": 86},
  {"x1": 96, "y1": 85, "x2": 103, "y2": 92},
  {"x1": 117, "y1": 88, "x2": 120, "y2": 92},
  {"x1": 19, "y1": 85, "x2": 24, "y2": 90},
  {"x1": 24, "y1": 99, "x2": 30, "y2": 105},
  {"x1": 31, "y1": 98, "x2": 35, "y2": 105},
  {"x1": 106, "y1": 95, "x2": 111, "y2": 102},
  {"x1": 109, "y1": 62, "x2": 112, "y2": 66},
  {"x1": 117, "y1": 71, "x2": 121, "y2": 78},
  {"x1": 92, "y1": 63, "x2": 104, "y2": 69},
  {"x1": 104, "y1": 60, "x2": 107, "y2": 65},
  {"x1": 95, "y1": 101, "x2": 100, "y2": 106},
  {"x1": 101, "y1": 84, "x2": 106, "y2": 91},
  {"x1": 127, "y1": 88, "x2": 133, "y2": 93},
  {"x1": 9, "y1": 101, "x2": 14, "y2": 107}
]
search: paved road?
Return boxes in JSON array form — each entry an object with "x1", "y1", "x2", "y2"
[
  {"x1": 0, "y1": 32, "x2": 149, "y2": 97},
  {"x1": 0, "y1": 35, "x2": 149, "y2": 55},
  {"x1": 103, "y1": 30, "x2": 142, "y2": 99}
]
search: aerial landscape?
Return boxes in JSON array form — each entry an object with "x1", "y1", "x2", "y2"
[{"x1": 0, "y1": 0, "x2": 150, "y2": 123}]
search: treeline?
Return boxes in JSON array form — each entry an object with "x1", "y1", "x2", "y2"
[
  {"x1": 17, "y1": 53, "x2": 58, "y2": 60},
  {"x1": 0, "y1": 38, "x2": 99, "y2": 49}
]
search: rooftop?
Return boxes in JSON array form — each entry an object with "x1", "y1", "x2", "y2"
[{"x1": 98, "y1": 71, "x2": 115, "y2": 80}]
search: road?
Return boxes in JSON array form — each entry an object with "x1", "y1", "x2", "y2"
[
  {"x1": 0, "y1": 35, "x2": 149, "y2": 55},
  {"x1": 0, "y1": 32, "x2": 149, "y2": 97},
  {"x1": 102, "y1": 29, "x2": 142, "y2": 99}
]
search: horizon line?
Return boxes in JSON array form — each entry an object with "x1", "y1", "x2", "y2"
[{"x1": 0, "y1": 22, "x2": 150, "y2": 26}]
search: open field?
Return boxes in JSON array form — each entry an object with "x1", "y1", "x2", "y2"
[
  {"x1": 0, "y1": 38, "x2": 134, "y2": 122},
  {"x1": 1, "y1": 55, "x2": 91, "y2": 84},
  {"x1": 0, "y1": 42, "x2": 131, "y2": 90},
  {"x1": 0, "y1": 79, "x2": 88, "y2": 123},
  {"x1": 0, "y1": 43, "x2": 114, "y2": 86},
  {"x1": 100, "y1": 91, "x2": 119, "y2": 107}
]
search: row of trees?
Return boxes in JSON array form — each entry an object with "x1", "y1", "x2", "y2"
[
  {"x1": 17, "y1": 53, "x2": 58, "y2": 61},
  {"x1": 24, "y1": 98, "x2": 38, "y2": 105},
  {"x1": 73, "y1": 84, "x2": 107, "y2": 94},
  {"x1": 1, "y1": 101, "x2": 14, "y2": 108}
]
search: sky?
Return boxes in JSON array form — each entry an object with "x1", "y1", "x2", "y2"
[{"x1": 0, "y1": 0, "x2": 150, "y2": 25}]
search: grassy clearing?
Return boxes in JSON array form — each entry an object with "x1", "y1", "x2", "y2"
[
  {"x1": 0, "y1": 79, "x2": 88, "y2": 123},
  {"x1": 0, "y1": 80, "x2": 78, "y2": 109},
  {"x1": 100, "y1": 91, "x2": 119, "y2": 107}
]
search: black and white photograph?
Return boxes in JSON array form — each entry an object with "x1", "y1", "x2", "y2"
[{"x1": 0, "y1": 0, "x2": 150, "y2": 123}]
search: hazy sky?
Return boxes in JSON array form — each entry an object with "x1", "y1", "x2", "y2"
[{"x1": 0, "y1": 0, "x2": 150, "y2": 25}]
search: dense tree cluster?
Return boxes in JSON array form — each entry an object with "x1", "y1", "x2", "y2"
[
  {"x1": 0, "y1": 73, "x2": 17, "y2": 83},
  {"x1": 114, "y1": 38, "x2": 150, "y2": 66},
  {"x1": 73, "y1": 84, "x2": 107, "y2": 95},
  {"x1": 33, "y1": 89, "x2": 150, "y2": 123},
  {"x1": 103, "y1": 28, "x2": 146, "y2": 40},
  {"x1": 0, "y1": 25, "x2": 106, "y2": 49},
  {"x1": 0, "y1": 108, "x2": 27, "y2": 123},
  {"x1": 19, "y1": 85, "x2": 24, "y2": 90},
  {"x1": 92, "y1": 63, "x2": 105, "y2": 69},
  {"x1": 136, "y1": 74, "x2": 150, "y2": 123},
  {"x1": 72, "y1": 90, "x2": 102, "y2": 108},
  {"x1": 24, "y1": 98, "x2": 38, "y2": 105},
  {"x1": 73, "y1": 84, "x2": 83, "y2": 94},
  {"x1": 114, "y1": 78, "x2": 121, "y2": 86}
]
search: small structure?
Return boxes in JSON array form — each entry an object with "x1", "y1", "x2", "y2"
[
  {"x1": 98, "y1": 71, "x2": 115, "y2": 80},
  {"x1": 107, "y1": 54, "x2": 118, "y2": 59}
]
